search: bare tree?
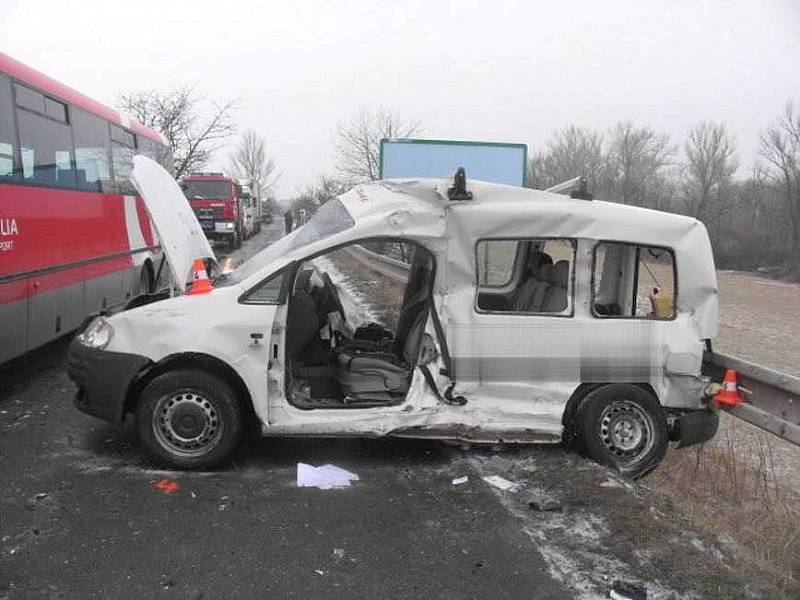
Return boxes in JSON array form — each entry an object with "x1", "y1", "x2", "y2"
[
  {"x1": 543, "y1": 125, "x2": 606, "y2": 190},
  {"x1": 606, "y1": 121, "x2": 674, "y2": 206},
  {"x1": 119, "y1": 87, "x2": 238, "y2": 179},
  {"x1": 760, "y1": 102, "x2": 800, "y2": 254},
  {"x1": 682, "y1": 121, "x2": 740, "y2": 223},
  {"x1": 334, "y1": 107, "x2": 422, "y2": 182},
  {"x1": 229, "y1": 130, "x2": 278, "y2": 199}
]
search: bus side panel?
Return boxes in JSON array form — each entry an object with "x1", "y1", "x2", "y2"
[
  {"x1": 0, "y1": 282, "x2": 27, "y2": 363},
  {"x1": 23, "y1": 260, "x2": 131, "y2": 356}
]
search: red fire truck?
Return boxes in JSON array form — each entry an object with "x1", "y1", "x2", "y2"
[
  {"x1": 0, "y1": 52, "x2": 172, "y2": 364},
  {"x1": 180, "y1": 173, "x2": 246, "y2": 250}
]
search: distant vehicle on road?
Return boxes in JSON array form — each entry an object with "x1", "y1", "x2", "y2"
[
  {"x1": 238, "y1": 184, "x2": 261, "y2": 239},
  {"x1": 0, "y1": 52, "x2": 171, "y2": 364},
  {"x1": 181, "y1": 173, "x2": 247, "y2": 250}
]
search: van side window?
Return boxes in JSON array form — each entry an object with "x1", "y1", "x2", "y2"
[
  {"x1": 241, "y1": 270, "x2": 288, "y2": 304},
  {"x1": 592, "y1": 242, "x2": 676, "y2": 319},
  {"x1": 477, "y1": 240, "x2": 519, "y2": 287},
  {"x1": 476, "y1": 239, "x2": 574, "y2": 315}
]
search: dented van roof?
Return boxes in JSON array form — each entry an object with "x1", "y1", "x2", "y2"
[{"x1": 228, "y1": 177, "x2": 718, "y2": 337}]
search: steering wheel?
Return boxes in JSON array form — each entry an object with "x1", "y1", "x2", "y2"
[{"x1": 321, "y1": 272, "x2": 346, "y2": 322}]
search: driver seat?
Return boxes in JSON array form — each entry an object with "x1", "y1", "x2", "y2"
[{"x1": 336, "y1": 301, "x2": 428, "y2": 401}]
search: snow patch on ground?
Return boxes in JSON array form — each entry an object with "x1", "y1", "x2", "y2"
[
  {"x1": 312, "y1": 255, "x2": 379, "y2": 328},
  {"x1": 468, "y1": 456, "x2": 695, "y2": 600}
]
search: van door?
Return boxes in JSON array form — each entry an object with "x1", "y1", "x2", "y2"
[{"x1": 444, "y1": 237, "x2": 581, "y2": 405}]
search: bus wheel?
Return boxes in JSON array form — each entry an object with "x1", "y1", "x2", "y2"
[
  {"x1": 574, "y1": 383, "x2": 667, "y2": 479},
  {"x1": 138, "y1": 262, "x2": 155, "y2": 295},
  {"x1": 136, "y1": 369, "x2": 244, "y2": 470}
]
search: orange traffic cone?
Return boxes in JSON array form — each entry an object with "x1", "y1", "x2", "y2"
[
  {"x1": 714, "y1": 369, "x2": 742, "y2": 406},
  {"x1": 187, "y1": 259, "x2": 213, "y2": 295}
]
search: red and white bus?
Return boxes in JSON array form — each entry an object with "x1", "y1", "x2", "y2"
[{"x1": 0, "y1": 52, "x2": 172, "y2": 364}]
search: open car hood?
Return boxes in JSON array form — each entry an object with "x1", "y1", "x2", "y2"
[{"x1": 130, "y1": 156, "x2": 216, "y2": 292}]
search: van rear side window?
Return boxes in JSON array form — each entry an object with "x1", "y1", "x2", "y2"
[
  {"x1": 476, "y1": 239, "x2": 575, "y2": 315},
  {"x1": 592, "y1": 242, "x2": 676, "y2": 319}
]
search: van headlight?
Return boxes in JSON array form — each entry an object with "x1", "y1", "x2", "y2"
[{"x1": 77, "y1": 317, "x2": 114, "y2": 349}]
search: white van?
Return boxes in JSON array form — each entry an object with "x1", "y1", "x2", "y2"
[{"x1": 68, "y1": 158, "x2": 720, "y2": 478}]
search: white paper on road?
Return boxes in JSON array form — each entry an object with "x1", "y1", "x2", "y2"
[
  {"x1": 452, "y1": 476, "x2": 469, "y2": 485},
  {"x1": 482, "y1": 475, "x2": 522, "y2": 493},
  {"x1": 297, "y1": 463, "x2": 360, "y2": 489}
]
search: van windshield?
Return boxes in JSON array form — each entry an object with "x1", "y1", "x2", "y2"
[{"x1": 217, "y1": 198, "x2": 355, "y2": 285}]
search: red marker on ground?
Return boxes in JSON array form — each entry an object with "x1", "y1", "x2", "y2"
[{"x1": 153, "y1": 479, "x2": 180, "y2": 495}]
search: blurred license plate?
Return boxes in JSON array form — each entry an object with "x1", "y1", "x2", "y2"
[{"x1": 199, "y1": 219, "x2": 214, "y2": 231}]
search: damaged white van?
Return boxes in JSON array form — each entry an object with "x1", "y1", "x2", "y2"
[{"x1": 68, "y1": 157, "x2": 720, "y2": 478}]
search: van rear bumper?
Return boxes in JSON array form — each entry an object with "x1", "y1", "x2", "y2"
[
  {"x1": 67, "y1": 339, "x2": 150, "y2": 424},
  {"x1": 670, "y1": 408, "x2": 719, "y2": 448}
]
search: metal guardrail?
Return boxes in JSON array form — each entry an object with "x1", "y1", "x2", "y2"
[
  {"x1": 703, "y1": 351, "x2": 800, "y2": 446},
  {"x1": 343, "y1": 245, "x2": 800, "y2": 447},
  {"x1": 343, "y1": 244, "x2": 411, "y2": 284}
]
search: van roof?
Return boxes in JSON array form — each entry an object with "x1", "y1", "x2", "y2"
[{"x1": 347, "y1": 178, "x2": 703, "y2": 248}]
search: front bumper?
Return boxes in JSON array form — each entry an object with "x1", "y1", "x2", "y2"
[
  {"x1": 670, "y1": 407, "x2": 720, "y2": 448},
  {"x1": 66, "y1": 339, "x2": 150, "y2": 424}
]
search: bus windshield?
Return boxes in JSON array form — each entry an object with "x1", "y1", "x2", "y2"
[{"x1": 182, "y1": 180, "x2": 231, "y2": 200}]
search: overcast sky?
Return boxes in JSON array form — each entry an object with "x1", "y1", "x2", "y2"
[{"x1": 3, "y1": 0, "x2": 799, "y2": 197}]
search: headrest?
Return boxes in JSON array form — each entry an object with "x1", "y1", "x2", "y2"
[
  {"x1": 550, "y1": 260, "x2": 570, "y2": 287},
  {"x1": 527, "y1": 250, "x2": 553, "y2": 277},
  {"x1": 537, "y1": 264, "x2": 552, "y2": 282}
]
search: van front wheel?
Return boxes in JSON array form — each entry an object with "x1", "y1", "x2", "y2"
[
  {"x1": 574, "y1": 384, "x2": 667, "y2": 479},
  {"x1": 136, "y1": 370, "x2": 244, "y2": 470}
]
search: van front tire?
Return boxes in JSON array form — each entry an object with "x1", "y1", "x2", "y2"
[
  {"x1": 136, "y1": 369, "x2": 244, "y2": 470},
  {"x1": 574, "y1": 383, "x2": 667, "y2": 479}
]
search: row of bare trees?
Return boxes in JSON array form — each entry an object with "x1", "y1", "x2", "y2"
[
  {"x1": 528, "y1": 106, "x2": 800, "y2": 270},
  {"x1": 118, "y1": 88, "x2": 279, "y2": 210}
]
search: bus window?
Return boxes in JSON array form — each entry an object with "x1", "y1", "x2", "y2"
[
  {"x1": 72, "y1": 108, "x2": 112, "y2": 192},
  {"x1": 13, "y1": 83, "x2": 45, "y2": 114},
  {"x1": 110, "y1": 124, "x2": 136, "y2": 194},
  {"x1": 138, "y1": 135, "x2": 174, "y2": 174},
  {"x1": 16, "y1": 108, "x2": 76, "y2": 189},
  {"x1": 0, "y1": 75, "x2": 15, "y2": 179}
]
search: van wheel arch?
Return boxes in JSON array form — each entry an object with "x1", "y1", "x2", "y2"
[
  {"x1": 562, "y1": 382, "x2": 658, "y2": 449},
  {"x1": 125, "y1": 353, "x2": 257, "y2": 429}
]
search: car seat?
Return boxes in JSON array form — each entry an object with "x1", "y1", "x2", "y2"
[{"x1": 336, "y1": 299, "x2": 428, "y2": 401}]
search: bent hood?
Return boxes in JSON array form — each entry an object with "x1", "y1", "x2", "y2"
[{"x1": 130, "y1": 155, "x2": 216, "y2": 291}]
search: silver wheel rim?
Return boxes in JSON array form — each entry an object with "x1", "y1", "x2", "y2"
[
  {"x1": 152, "y1": 391, "x2": 223, "y2": 458},
  {"x1": 599, "y1": 400, "x2": 655, "y2": 465}
]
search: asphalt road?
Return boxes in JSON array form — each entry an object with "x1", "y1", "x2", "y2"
[{"x1": 0, "y1": 224, "x2": 787, "y2": 599}]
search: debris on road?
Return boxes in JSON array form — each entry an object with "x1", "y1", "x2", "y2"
[
  {"x1": 482, "y1": 475, "x2": 524, "y2": 493},
  {"x1": 24, "y1": 492, "x2": 52, "y2": 511},
  {"x1": 609, "y1": 580, "x2": 647, "y2": 599},
  {"x1": 297, "y1": 463, "x2": 359, "y2": 489},
  {"x1": 528, "y1": 498, "x2": 563, "y2": 512},
  {"x1": 451, "y1": 475, "x2": 469, "y2": 485},
  {"x1": 153, "y1": 479, "x2": 180, "y2": 495}
]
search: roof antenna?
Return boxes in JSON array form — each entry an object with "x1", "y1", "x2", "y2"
[{"x1": 448, "y1": 167, "x2": 473, "y2": 201}]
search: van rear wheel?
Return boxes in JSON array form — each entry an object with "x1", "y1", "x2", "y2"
[
  {"x1": 574, "y1": 384, "x2": 667, "y2": 479},
  {"x1": 136, "y1": 369, "x2": 244, "y2": 470}
]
